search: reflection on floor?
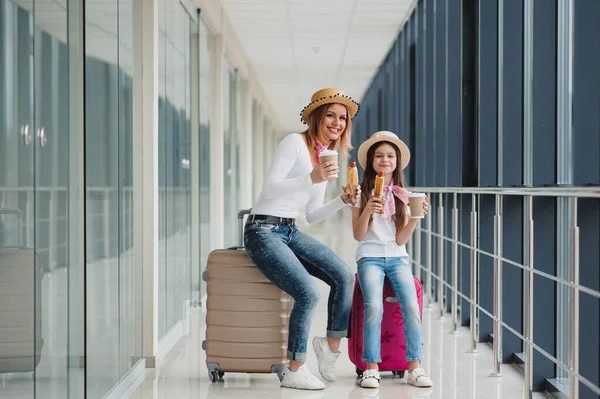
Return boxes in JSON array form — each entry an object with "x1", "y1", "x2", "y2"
[{"x1": 129, "y1": 213, "x2": 545, "y2": 399}]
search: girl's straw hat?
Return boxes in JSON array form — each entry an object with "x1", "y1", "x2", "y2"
[{"x1": 357, "y1": 131, "x2": 411, "y2": 170}]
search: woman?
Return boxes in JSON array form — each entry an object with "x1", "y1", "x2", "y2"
[{"x1": 244, "y1": 88, "x2": 360, "y2": 390}]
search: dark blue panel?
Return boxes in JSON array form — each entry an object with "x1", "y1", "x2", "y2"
[
  {"x1": 425, "y1": 0, "x2": 435, "y2": 186},
  {"x1": 572, "y1": 3, "x2": 600, "y2": 391},
  {"x1": 461, "y1": 0, "x2": 478, "y2": 187},
  {"x1": 370, "y1": 86, "x2": 378, "y2": 133},
  {"x1": 459, "y1": 194, "x2": 473, "y2": 326},
  {"x1": 394, "y1": 38, "x2": 410, "y2": 139},
  {"x1": 501, "y1": 0, "x2": 523, "y2": 187},
  {"x1": 444, "y1": 194, "x2": 452, "y2": 313},
  {"x1": 386, "y1": 49, "x2": 395, "y2": 133},
  {"x1": 532, "y1": 197, "x2": 556, "y2": 391},
  {"x1": 430, "y1": 192, "x2": 440, "y2": 300},
  {"x1": 532, "y1": 0, "x2": 557, "y2": 187},
  {"x1": 435, "y1": 0, "x2": 447, "y2": 187},
  {"x1": 397, "y1": 36, "x2": 409, "y2": 180},
  {"x1": 397, "y1": 36, "x2": 404, "y2": 141},
  {"x1": 477, "y1": 0, "x2": 499, "y2": 346},
  {"x1": 408, "y1": 12, "x2": 416, "y2": 147},
  {"x1": 499, "y1": 0, "x2": 524, "y2": 363},
  {"x1": 409, "y1": 22, "x2": 418, "y2": 186},
  {"x1": 578, "y1": 198, "x2": 600, "y2": 399},
  {"x1": 416, "y1": 1, "x2": 426, "y2": 186},
  {"x1": 478, "y1": 195, "x2": 495, "y2": 342},
  {"x1": 573, "y1": 0, "x2": 600, "y2": 186},
  {"x1": 501, "y1": 196, "x2": 523, "y2": 361},
  {"x1": 477, "y1": 0, "x2": 498, "y2": 187},
  {"x1": 446, "y1": 0, "x2": 461, "y2": 187}
]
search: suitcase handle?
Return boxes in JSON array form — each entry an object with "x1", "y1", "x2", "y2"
[
  {"x1": 237, "y1": 208, "x2": 252, "y2": 247},
  {"x1": 0, "y1": 209, "x2": 25, "y2": 248},
  {"x1": 202, "y1": 209, "x2": 252, "y2": 282}
]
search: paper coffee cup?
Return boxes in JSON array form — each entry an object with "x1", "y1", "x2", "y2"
[
  {"x1": 408, "y1": 192, "x2": 426, "y2": 218},
  {"x1": 319, "y1": 150, "x2": 338, "y2": 178}
]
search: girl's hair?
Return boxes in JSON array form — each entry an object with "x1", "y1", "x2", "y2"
[
  {"x1": 359, "y1": 141, "x2": 407, "y2": 229},
  {"x1": 302, "y1": 104, "x2": 353, "y2": 160}
]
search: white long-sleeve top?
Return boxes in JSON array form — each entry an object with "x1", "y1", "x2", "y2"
[{"x1": 251, "y1": 133, "x2": 348, "y2": 224}]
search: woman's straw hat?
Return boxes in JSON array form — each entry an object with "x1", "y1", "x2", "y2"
[
  {"x1": 300, "y1": 88, "x2": 360, "y2": 125},
  {"x1": 357, "y1": 131, "x2": 411, "y2": 170}
]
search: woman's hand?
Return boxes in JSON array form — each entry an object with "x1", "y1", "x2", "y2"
[
  {"x1": 341, "y1": 185, "x2": 362, "y2": 205},
  {"x1": 310, "y1": 161, "x2": 339, "y2": 184},
  {"x1": 364, "y1": 195, "x2": 384, "y2": 215}
]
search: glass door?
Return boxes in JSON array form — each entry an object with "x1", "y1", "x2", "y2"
[
  {"x1": 1, "y1": 0, "x2": 77, "y2": 395},
  {"x1": 33, "y1": 5, "x2": 71, "y2": 394},
  {"x1": 0, "y1": 1, "x2": 37, "y2": 397},
  {"x1": 158, "y1": 0, "x2": 194, "y2": 341}
]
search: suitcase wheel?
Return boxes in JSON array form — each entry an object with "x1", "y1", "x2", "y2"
[
  {"x1": 209, "y1": 370, "x2": 223, "y2": 382},
  {"x1": 392, "y1": 370, "x2": 405, "y2": 378},
  {"x1": 277, "y1": 371, "x2": 285, "y2": 382},
  {"x1": 356, "y1": 367, "x2": 363, "y2": 378}
]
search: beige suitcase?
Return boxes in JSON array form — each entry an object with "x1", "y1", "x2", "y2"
[
  {"x1": 202, "y1": 209, "x2": 291, "y2": 383},
  {"x1": 0, "y1": 209, "x2": 44, "y2": 373}
]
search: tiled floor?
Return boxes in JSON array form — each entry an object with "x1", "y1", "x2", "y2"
[
  {"x1": 128, "y1": 213, "x2": 546, "y2": 399},
  {"x1": 129, "y1": 305, "x2": 548, "y2": 399}
]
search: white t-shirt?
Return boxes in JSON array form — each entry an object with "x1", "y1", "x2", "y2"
[
  {"x1": 251, "y1": 133, "x2": 348, "y2": 224},
  {"x1": 354, "y1": 192, "x2": 410, "y2": 261}
]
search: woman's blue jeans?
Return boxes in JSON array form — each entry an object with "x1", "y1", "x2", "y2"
[{"x1": 244, "y1": 221, "x2": 354, "y2": 362}]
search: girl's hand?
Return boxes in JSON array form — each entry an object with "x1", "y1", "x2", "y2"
[
  {"x1": 422, "y1": 196, "x2": 430, "y2": 216},
  {"x1": 310, "y1": 161, "x2": 339, "y2": 184},
  {"x1": 365, "y1": 195, "x2": 384, "y2": 215},
  {"x1": 341, "y1": 185, "x2": 362, "y2": 205}
]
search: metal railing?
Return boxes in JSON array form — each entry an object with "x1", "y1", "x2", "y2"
[
  {"x1": 1, "y1": 186, "x2": 191, "y2": 266},
  {"x1": 408, "y1": 186, "x2": 600, "y2": 398}
]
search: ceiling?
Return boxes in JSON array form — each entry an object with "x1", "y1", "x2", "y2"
[
  {"x1": 6, "y1": 0, "x2": 415, "y2": 129},
  {"x1": 220, "y1": 0, "x2": 417, "y2": 133}
]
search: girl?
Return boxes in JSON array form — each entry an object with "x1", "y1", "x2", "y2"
[{"x1": 351, "y1": 131, "x2": 433, "y2": 389}]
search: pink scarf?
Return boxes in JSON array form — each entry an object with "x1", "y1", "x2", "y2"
[
  {"x1": 315, "y1": 141, "x2": 329, "y2": 162},
  {"x1": 382, "y1": 180, "x2": 409, "y2": 217}
]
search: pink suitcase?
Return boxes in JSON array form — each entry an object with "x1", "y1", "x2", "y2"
[{"x1": 348, "y1": 273, "x2": 423, "y2": 378}]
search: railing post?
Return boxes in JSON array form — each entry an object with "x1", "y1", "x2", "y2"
[
  {"x1": 468, "y1": 194, "x2": 479, "y2": 353},
  {"x1": 438, "y1": 193, "x2": 445, "y2": 319},
  {"x1": 426, "y1": 192, "x2": 433, "y2": 308},
  {"x1": 523, "y1": 195, "x2": 534, "y2": 399},
  {"x1": 490, "y1": 194, "x2": 503, "y2": 377},
  {"x1": 569, "y1": 197, "x2": 579, "y2": 398},
  {"x1": 451, "y1": 193, "x2": 459, "y2": 334}
]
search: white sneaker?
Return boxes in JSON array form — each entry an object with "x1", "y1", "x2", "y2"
[
  {"x1": 359, "y1": 369, "x2": 380, "y2": 389},
  {"x1": 312, "y1": 336, "x2": 341, "y2": 382},
  {"x1": 280, "y1": 365, "x2": 325, "y2": 390},
  {"x1": 407, "y1": 368, "x2": 433, "y2": 387}
]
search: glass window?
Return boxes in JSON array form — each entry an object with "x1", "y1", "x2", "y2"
[
  {"x1": 84, "y1": 0, "x2": 136, "y2": 394},
  {"x1": 158, "y1": 0, "x2": 193, "y2": 339},
  {"x1": 198, "y1": 18, "x2": 212, "y2": 301}
]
